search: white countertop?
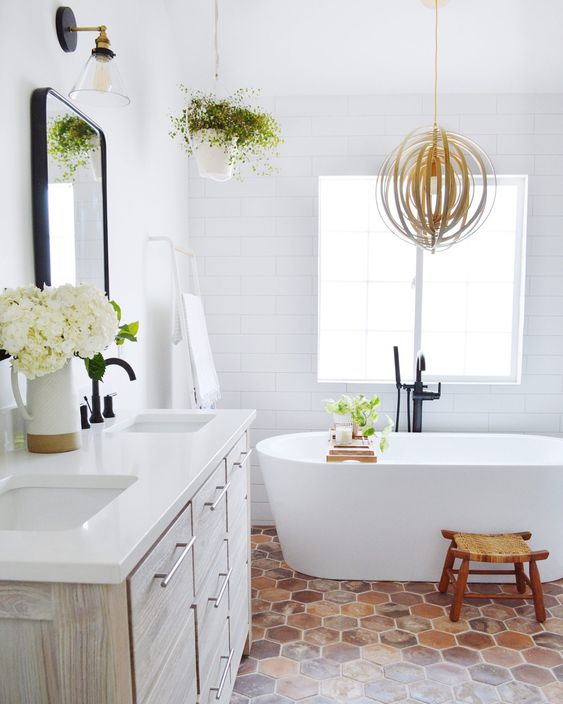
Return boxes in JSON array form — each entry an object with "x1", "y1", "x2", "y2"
[{"x1": 0, "y1": 409, "x2": 256, "y2": 584}]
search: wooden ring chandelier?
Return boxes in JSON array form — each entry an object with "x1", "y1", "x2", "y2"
[{"x1": 376, "y1": 1, "x2": 496, "y2": 253}]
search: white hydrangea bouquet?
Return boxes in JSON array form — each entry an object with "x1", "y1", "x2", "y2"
[
  {"x1": 0, "y1": 283, "x2": 138, "y2": 453},
  {"x1": 0, "y1": 283, "x2": 138, "y2": 381}
]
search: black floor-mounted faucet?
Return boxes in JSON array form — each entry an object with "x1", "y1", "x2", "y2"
[
  {"x1": 90, "y1": 357, "x2": 136, "y2": 424},
  {"x1": 412, "y1": 351, "x2": 441, "y2": 432},
  {"x1": 393, "y1": 346, "x2": 441, "y2": 432}
]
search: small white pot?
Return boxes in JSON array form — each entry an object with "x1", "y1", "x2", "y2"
[
  {"x1": 90, "y1": 147, "x2": 102, "y2": 181},
  {"x1": 11, "y1": 362, "x2": 81, "y2": 453},
  {"x1": 191, "y1": 129, "x2": 236, "y2": 182}
]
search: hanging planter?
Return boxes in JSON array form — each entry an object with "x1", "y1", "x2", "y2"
[
  {"x1": 170, "y1": 87, "x2": 282, "y2": 182},
  {"x1": 47, "y1": 114, "x2": 100, "y2": 183},
  {"x1": 190, "y1": 128, "x2": 237, "y2": 182}
]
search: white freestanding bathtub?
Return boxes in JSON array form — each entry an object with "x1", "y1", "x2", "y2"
[{"x1": 256, "y1": 432, "x2": 563, "y2": 582}]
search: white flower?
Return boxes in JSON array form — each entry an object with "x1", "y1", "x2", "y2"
[{"x1": 0, "y1": 284, "x2": 119, "y2": 379}]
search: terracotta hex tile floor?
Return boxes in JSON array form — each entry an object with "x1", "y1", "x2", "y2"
[{"x1": 231, "y1": 528, "x2": 563, "y2": 704}]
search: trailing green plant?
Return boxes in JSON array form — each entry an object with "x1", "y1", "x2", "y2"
[
  {"x1": 324, "y1": 394, "x2": 393, "y2": 452},
  {"x1": 47, "y1": 114, "x2": 99, "y2": 182},
  {"x1": 169, "y1": 86, "x2": 282, "y2": 178}
]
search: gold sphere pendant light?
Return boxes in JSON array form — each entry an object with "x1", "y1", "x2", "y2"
[{"x1": 377, "y1": 0, "x2": 496, "y2": 252}]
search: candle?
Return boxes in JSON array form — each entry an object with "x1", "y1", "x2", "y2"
[{"x1": 335, "y1": 426, "x2": 353, "y2": 444}]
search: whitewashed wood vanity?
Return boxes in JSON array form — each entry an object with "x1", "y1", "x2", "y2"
[{"x1": 0, "y1": 409, "x2": 255, "y2": 704}]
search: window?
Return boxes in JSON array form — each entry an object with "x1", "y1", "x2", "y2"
[{"x1": 318, "y1": 175, "x2": 528, "y2": 384}]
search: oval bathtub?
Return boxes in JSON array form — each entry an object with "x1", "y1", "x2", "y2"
[{"x1": 256, "y1": 432, "x2": 563, "y2": 582}]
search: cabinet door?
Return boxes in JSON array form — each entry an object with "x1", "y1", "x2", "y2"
[
  {"x1": 143, "y1": 606, "x2": 197, "y2": 704},
  {"x1": 128, "y1": 504, "x2": 196, "y2": 704}
]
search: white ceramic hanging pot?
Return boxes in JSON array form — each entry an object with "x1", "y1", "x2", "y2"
[
  {"x1": 90, "y1": 147, "x2": 102, "y2": 181},
  {"x1": 11, "y1": 362, "x2": 81, "y2": 453},
  {"x1": 191, "y1": 129, "x2": 236, "y2": 182}
]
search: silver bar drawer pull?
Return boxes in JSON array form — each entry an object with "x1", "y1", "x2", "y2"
[
  {"x1": 153, "y1": 535, "x2": 196, "y2": 588},
  {"x1": 210, "y1": 648, "x2": 234, "y2": 700},
  {"x1": 204, "y1": 482, "x2": 230, "y2": 511},
  {"x1": 233, "y1": 449, "x2": 253, "y2": 470},
  {"x1": 209, "y1": 567, "x2": 232, "y2": 608}
]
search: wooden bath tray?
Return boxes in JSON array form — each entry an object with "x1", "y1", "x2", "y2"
[{"x1": 326, "y1": 429, "x2": 377, "y2": 463}]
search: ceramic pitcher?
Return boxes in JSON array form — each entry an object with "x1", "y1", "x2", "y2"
[{"x1": 11, "y1": 362, "x2": 81, "y2": 453}]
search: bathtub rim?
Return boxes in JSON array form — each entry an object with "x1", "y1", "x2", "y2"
[{"x1": 256, "y1": 430, "x2": 563, "y2": 467}]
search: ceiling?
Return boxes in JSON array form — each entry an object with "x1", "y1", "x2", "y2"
[{"x1": 165, "y1": 0, "x2": 563, "y2": 95}]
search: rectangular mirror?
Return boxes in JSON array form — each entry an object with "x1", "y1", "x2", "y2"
[{"x1": 31, "y1": 87, "x2": 109, "y2": 295}]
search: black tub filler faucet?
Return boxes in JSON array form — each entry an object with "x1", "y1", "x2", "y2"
[{"x1": 393, "y1": 346, "x2": 441, "y2": 432}]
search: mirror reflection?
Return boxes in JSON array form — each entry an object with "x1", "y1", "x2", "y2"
[{"x1": 31, "y1": 88, "x2": 108, "y2": 295}]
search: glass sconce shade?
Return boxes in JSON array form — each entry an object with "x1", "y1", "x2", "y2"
[{"x1": 69, "y1": 53, "x2": 130, "y2": 107}]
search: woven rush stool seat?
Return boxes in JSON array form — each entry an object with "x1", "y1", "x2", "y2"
[
  {"x1": 454, "y1": 532, "x2": 531, "y2": 561},
  {"x1": 438, "y1": 529, "x2": 549, "y2": 622}
]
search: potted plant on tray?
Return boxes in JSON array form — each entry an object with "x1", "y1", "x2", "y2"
[
  {"x1": 47, "y1": 114, "x2": 100, "y2": 182},
  {"x1": 169, "y1": 86, "x2": 282, "y2": 181},
  {"x1": 324, "y1": 394, "x2": 393, "y2": 452}
]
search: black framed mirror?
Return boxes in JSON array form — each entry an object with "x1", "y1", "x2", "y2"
[
  {"x1": 0, "y1": 89, "x2": 110, "y2": 362},
  {"x1": 31, "y1": 87, "x2": 110, "y2": 296}
]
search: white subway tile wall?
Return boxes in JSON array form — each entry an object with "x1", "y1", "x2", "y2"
[{"x1": 188, "y1": 93, "x2": 563, "y2": 523}]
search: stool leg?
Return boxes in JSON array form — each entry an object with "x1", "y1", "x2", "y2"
[
  {"x1": 450, "y1": 558, "x2": 469, "y2": 622},
  {"x1": 514, "y1": 563, "x2": 526, "y2": 594},
  {"x1": 439, "y1": 541, "x2": 455, "y2": 593},
  {"x1": 529, "y1": 560, "x2": 546, "y2": 622}
]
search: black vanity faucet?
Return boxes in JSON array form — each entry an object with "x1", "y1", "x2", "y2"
[
  {"x1": 90, "y1": 357, "x2": 136, "y2": 424},
  {"x1": 411, "y1": 350, "x2": 442, "y2": 432}
]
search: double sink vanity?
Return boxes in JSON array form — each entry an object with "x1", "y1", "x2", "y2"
[{"x1": 0, "y1": 408, "x2": 256, "y2": 704}]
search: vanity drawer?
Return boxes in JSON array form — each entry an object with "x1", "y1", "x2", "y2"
[
  {"x1": 192, "y1": 461, "x2": 228, "y2": 588},
  {"x1": 226, "y1": 432, "x2": 249, "y2": 478},
  {"x1": 201, "y1": 617, "x2": 232, "y2": 704},
  {"x1": 195, "y1": 539, "x2": 230, "y2": 671},
  {"x1": 230, "y1": 558, "x2": 250, "y2": 663},
  {"x1": 143, "y1": 606, "x2": 197, "y2": 704},
  {"x1": 197, "y1": 579, "x2": 230, "y2": 694},
  {"x1": 227, "y1": 454, "x2": 249, "y2": 532},
  {"x1": 229, "y1": 503, "x2": 249, "y2": 567},
  {"x1": 128, "y1": 503, "x2": 195, "y2": 703}
]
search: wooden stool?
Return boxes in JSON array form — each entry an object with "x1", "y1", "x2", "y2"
[{"x1": 438, "y1": 530, "x2": 549, "y2": 622}]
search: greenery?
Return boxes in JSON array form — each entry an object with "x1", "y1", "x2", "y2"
[
  {"x1": 84, "y1": 300, "x2": 139, "y2": 382},
  {"x1": 169, "y1": 87, "x2": 282, "y2": 178},
  {"x1": 324, "y1": 394, "x2": 393, "y2": 452},
  {"x1": 47, "y1": 114, "x2": 99, "y2": 182}
]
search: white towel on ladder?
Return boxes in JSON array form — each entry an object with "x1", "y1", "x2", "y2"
[{"x1": 179, "y1": 293, "x2": 221, "y2": 408}]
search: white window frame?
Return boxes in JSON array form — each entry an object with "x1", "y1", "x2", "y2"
[{"x1": 317, "y1": 174, "x2": 528, "y2": 385}]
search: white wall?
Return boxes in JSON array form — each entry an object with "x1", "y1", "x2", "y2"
[
  {"x1": 188, "y1": 93, "x2": 563, "y2": 522},
  {"x1": 0, "y1": 0, "x2": 190, "y2": 413}
]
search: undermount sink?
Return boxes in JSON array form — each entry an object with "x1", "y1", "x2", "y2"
[
  {"x1": 0, "y1": 474, "x2": 137, "y2": 531},
  {"x1": 107, "y1": 411, "x2": 215, "y2": 434}
]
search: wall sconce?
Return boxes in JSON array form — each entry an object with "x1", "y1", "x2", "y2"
[{"x1": 55, "y1": 6, "x2": 130, "y2": 107}]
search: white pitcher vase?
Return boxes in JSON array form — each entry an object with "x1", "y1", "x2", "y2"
[{"x1": 11, "y1": 362, "x2": 81, "y2": 453}]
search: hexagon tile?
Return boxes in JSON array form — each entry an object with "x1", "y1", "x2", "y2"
[{"x1": 231, "y1": 527, "x2": 563, "y2": 704}]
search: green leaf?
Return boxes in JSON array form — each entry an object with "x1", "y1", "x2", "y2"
[
  {"x1": 127, "y1": 321, "x2": 139, "y2": 336},
  {"x1": 84, "y1": 353, "x2": 106, "y2": 381},
  {"x1": 363, "y1": 427, "x2": 375, "y2": 437},
  {"x1": 117, "y1": 331, "x2": 137, "y2": 343},
  {"x1": 110, "y1": 300, "x2": 122, "y2": 322}
]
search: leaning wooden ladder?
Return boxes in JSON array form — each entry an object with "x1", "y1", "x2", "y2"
[{"x1": 148, "y1": 236, "x2": 202, "y2": 410}]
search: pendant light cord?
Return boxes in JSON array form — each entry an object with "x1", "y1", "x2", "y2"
[
  {"x1": 433, "y1": 0, "x2": 439, "y2": 128},
  {"x1": 214, "y1": 0, "x2": 220, "y2": 81}
]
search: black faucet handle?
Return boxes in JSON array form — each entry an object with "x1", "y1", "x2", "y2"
[
  {"x1": 103, "y1": 392, "x2": 117, "y2": 418},
  {"x1": 80, "y1": 403, "x2": 90, "y2": 430}
]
